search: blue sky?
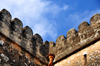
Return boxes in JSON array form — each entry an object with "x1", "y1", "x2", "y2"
[{"x1": 0, "y1": 0, "x2": 100, "y2": 42}]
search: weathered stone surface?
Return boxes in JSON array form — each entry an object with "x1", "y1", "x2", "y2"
[
  {"x1": 67, "y1": 28, "x2": 77, "y2": 38},
  {"x1": 22, "y1": 26, "x2": 33, "y2": 39},
  {"x1": 66, "y1": 28, "x2": 78, "y2": 46},
  {"x1": 10, "y1": 18, "x2": 23, "y2": 44},
  {"x1": 49, "y1": 41, "x2": 55, "y2": 48},
  {"x1": 0, "y1": 40, "x2": 4, "y2": 46},
  {"x1": 0, "y1": 9, "x2": 100, "y2": 66},
  {"x1": 56, "y1": 35, "x2": 66, "y2": 47},
  {"x1": 49, "y1": 41, "x2": 56, "y2": 54},
  {"x1": 3, "y1": 63, "x2": 11, "y2": 66},
  {"x1": 33, "y1": 33, "x2": 43, "y2": 44},
  {"x1": 0, "y1": 9, "x2": 11, "y2": 24},
  {"x1": 0, "y1": 9, "x2": 48, "y2": 64},
  {"x1": 0, "y1": 21, "x2": 10, "y2": 37},
  {"x1": 54, "y1": 22, "x2": 100, "y2": 62},
  {"x1": 78, "y1": 21, "x2": 89, "y2": 31},
  {"x1": 11, "y1": 18, "x2": 23, "y2": 32},
  {"x1": 0, "y1": 9, "x2": 11, "y2": 37},
  {"x1": 54, "y1": 35, "x2": 67, "y2": 58},
  {"x1": 52, "y1": 14, "x2": 100, "y2": 62},
  {"x1": 20, "y1": 26, "x2": 34, "y2": 58},
  {"x1": 0, "y1": 33, "x2": 47, "y2": 66},
  {"x1": 54, "y1": 41, "x2": 100, "y2": 66},
  {"x1": 33, "y1": 34, "x2": 48, "y2": 63},
  {"x1": 90, "y1": 13, "x2": 100, "y2": 25},
  {"x1": 40, "y1": 41, "x2": 49, "y2": 57},
  {"x1": 43, "y1": 41, "x2": 49, "y2": 46}
]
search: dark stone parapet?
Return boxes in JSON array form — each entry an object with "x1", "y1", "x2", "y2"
[
  {"x1": 0, "y1": 9, "x2": 12, "y2": 37},
  {"x1": 0, "y1": 9, "x2": 48, "y2": 63},
  {"x1": 33, "y1": 33, "x2": 43, "y2": 44},
  {"x1": 22, "y1": 26, "x2": 33, "y2": 39},
  {"x1": 0, "y1": 9, "x2": 11, "y2": 24},
  {"x1": 10, "y1": 18, "x2": 23, "y2": 44}
]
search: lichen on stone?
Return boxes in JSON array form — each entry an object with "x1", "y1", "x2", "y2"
[
  {"x1": 0, "y1": 40, "x2": 4, "y2": 46},
  {"x1": 0, "y1": 53, "x2": 9, "y2": 62}
]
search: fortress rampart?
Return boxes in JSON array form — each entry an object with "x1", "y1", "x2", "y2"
[{"x1": 0, "y1": 9, "x2": 100, "y2": 66}]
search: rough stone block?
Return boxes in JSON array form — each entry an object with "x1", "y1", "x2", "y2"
[
  {"x1": 33, "y1": 34, "x2": 48, "y2": 63},
  {"x1": 40, "y1": 41, "x2": 49, "y2": 57},
  {"x1": 33, "y1": 33, "x2": 43, "y2": 44},
  {"x1": 0, "y1": 9, "x2": 11, "y2": 25},
  {"x1": 11, "y1": 18, "x2": 23, "y2": 32},
  {"x1": 0, "y1": 9, "x2": 12, "y2": 37},
  {"x1": 54, "y1": 41, "x2": 100, "y2": 66},
  {"x1": 66, "y1": 28, "x2": 78, "y2": 45},
  {"x1": 67, "y1": 28, "x2": 77, "y2": 38},
  {"x1": 22, "y1": 26, "x2": 33, "y2": 39},
  {"x1": 90, "y1": 13, "x2": 100, "y2": 25},
  {"x1": 56, "y1": 35, "x2": 66, "y2": 50},
  {"x1": 54, "y1": 22, "x2": 100, "y2": 62},
  {"x1": 1, "y1": 9, "x2": 100, "y2": 65},
  {"x1": 49, "y1": 41, "x2": 55, "y2": 48},
  {"x1": 0, "y1": 34, "x2": 47, "y2": 66},
  {"x1": 10, "y1": 18, "x2": 23, "y2": 44},
  {"x1": 43, "y1": 41, "x2": 49, "y2": 47},
  {"x1": 20, "y1": 26, "x2": 34, "y2": 57},
  {"x1": 49, "y1": 41, "x2": 56, "y2": 54},
  {"x1": 0, "y1": 21, "x2": 10, "y2": 37},
  {"x1": 78, "y1": 21, "x2": 89, "y2": 31}
]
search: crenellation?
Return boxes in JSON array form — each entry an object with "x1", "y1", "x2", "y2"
[
  {"x1": 43, "y1": 41, "x2": 49, "y2": 47},
  {"x1": 32, "y1": 33, "x2": 48, "y2": 63},
  {"x1": 0, "y1": 9, "x2": 100, "y2": 66},
  {"x1": 33, "y1": 33, "x2": 43, "y2": 44},
  {"x1": 78, "y1": 21, "x2": 89, "y2": 31},
  {"x1": 11, "y1": 18, "x2": 23, "y2": 32},
  {"x1": 22, "y1": 26, "x2": 33, "y2": 39},
  {"x1": 0, "y1": 9, "x2": 48, "y2": 64},
  {"x1": 67, "y1": 33, "x2": 78, "y2": 44},
  {"x1": 40, "y1": 41, "x2": 49, "y2": 57},
  {"x1": 10, "y1": 18, "x2": 23, "y2": 44},
  {"x1": 0, "y1": 9, "x2": 11, "y2": 25},
  {"x1": 56, "y1": 35, "x2": 66, "y2": 42},
  {"x1": 0, "y1": 9, "x2": 12, "y2": 37},
  {"x1": 49, "y1": 41, "x2": 55, "y2": 48},
  {"x1": 20, "y1": 26, "x2": 34, "y2": 54},
  {"x1": 0, "y1": 21, "x2": 10, "y2": 37},
  {"x1": 90, "y1": 13, "x2": 100, "y2": 25},
  {"x1": 49, "y1": 41, "x2": 56, "y2": 54},
  {"x1": 66, "y1": 28, "x2": 78, "y2": 46},
  {"x1": 52, "y1": 13, "x2": 100, "y2": 62},
  {"x1": 56, "y1": 35, "x2": 66, "y2": 52},
  {"x1": 0, "y1": 34, "x2": 47, "y2": 66},
  {"x1": 67, "y1": 28, "x2": 77, "y2": 38}
]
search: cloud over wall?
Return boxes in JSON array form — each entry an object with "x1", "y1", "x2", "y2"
[{"x1": 0, "y1": 0, "x2": 68, "y2": 41}]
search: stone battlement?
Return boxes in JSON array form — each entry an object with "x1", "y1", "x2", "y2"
[
  {"x1": 0, "y1": 9, "x2": 100, "y2": 65},
  {"x1": 0, "y1": 9, "x2": 48, "y2": 63},
  {"x1": 49, "y1": 13, "x2": 100, "y2": 62}
]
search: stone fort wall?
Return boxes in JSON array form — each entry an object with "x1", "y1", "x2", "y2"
[{"x1": 0, "y1": 9, "x2": 100, "y2": 66}]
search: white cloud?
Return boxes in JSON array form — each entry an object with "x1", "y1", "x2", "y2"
[
  {"x1": 62, "y1": 5, "x2": 68, "y2": 10},
  {"x1": 66, "y1": 9, "x2": 100, "y2": 29},
  {"x1": 0, "y1": 0, "x2": 68, "y2": 41}
]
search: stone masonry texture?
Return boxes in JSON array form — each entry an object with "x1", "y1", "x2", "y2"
[
  {"x1": 54, "y1": 40, "x2": 100, "y2": 66},
  {"x1": 0, "y1": 9, "x2": 100, "y2": 66}
]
